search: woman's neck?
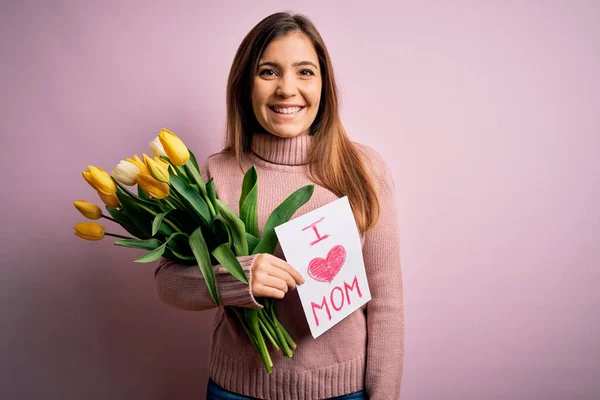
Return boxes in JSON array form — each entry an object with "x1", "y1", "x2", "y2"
[{"x1": 250, "y1": 133, "x2": 312, "y2": 166}]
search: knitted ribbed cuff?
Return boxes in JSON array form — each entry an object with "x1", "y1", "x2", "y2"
[{"x1": 215, "y1": 255, "x2": 263, "y2": 309}]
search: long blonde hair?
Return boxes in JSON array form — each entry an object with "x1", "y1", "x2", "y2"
[{"x1": 223, "y1": 12, "x2": 381, "y2": 234}]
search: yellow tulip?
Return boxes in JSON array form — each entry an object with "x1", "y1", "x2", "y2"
[
  {"x1": 73, "y1": 200, "x2": 102, "y2": 220},
  {"x1": 125, "y1": 154, "x2": 149, "y2": 175},
  {"x1": 158, "y1": 128, "x2": 189, "y2": 166},
  {"x1": 155, "y1": 155, "x2": 177, "y2": 176},
  {"x1": 82, "y1": 165, "x2": 117, "y2": 195},
  {"x1": 137, "y1": 173, "x2": 170, "y2": 199},
  {"x1": 154, "y1": 156, "x2": 170, "y2": 168},
  {"x1": 97, "y1": 191, "x2": 120, "y2": 208},
  {"x1": 149, "y1": 137, "x2": 167, "y2": 158},
  {"x1": 74, "y1": 222, "x2": 106, "y2": 241},
  {"x1": 82, "y1": 170, "x2": 94, "y2": 186},
  {"x1": 112, "y1": 160, "x2": 140, "y2": 186},
  {"x1": 143, "y1": 153, "x2": 170, "y2": 183}
]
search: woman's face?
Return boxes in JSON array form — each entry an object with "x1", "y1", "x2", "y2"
[{"x1": 251, "y1": 32, "x2": 322, "y2": 138}]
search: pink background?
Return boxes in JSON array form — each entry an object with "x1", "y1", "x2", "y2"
[{"x1": 1, "y1": 1, "x2": 599, "y2": 399}]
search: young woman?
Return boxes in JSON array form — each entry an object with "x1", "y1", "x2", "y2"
[{"x1": 154, "y1": 12, "x2": 404, "y2": 400}]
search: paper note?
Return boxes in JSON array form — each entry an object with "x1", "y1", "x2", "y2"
[{"x1": 275, "y1": 196, "x2": 371, "y2": 338}]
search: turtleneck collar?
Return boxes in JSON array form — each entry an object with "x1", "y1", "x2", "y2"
[{"x1": 250, "y1": 133, "x2": 312, "y2": 166}]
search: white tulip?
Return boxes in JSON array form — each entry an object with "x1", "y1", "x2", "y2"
[
  {"x1": 149, "y1": 137, "x2": 167, "y2": 158},
  {"x1": 111, "y1": 160, "x2": 140, "y2": 186}
]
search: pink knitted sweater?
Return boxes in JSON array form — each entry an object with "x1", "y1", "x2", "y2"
[{"x1": 154, "y1": 133, "x2": 404, "y2": 399}]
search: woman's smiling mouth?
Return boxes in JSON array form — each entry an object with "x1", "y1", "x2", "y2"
[{"x1": 268, "y1": 105, "x2": 306, "y2": 120}]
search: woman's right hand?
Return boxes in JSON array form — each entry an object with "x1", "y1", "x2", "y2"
[{"x1": 250, "y1": 253, "x2": 305, "y2": 299}]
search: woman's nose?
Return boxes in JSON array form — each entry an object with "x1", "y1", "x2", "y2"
[{"x1": 275, "y1": 75, "x2": 297, "y2": 98}]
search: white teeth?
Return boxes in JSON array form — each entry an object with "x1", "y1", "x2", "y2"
[{"x1": 272, "y1": 107, "x2": 303, "y2": 114}]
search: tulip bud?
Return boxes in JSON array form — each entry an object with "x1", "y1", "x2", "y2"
[
  {"x1": 74, "y1": 222, "x2": 106, "y2": 241},
  {"x1": 125, "y1": 154, "x2": 149, "y2": 175},
  {"x1": 143, "y1": 153, "x2": 169, "y2": 183},
  {"x1": 111, "y1": 160, "x2": 140, "y2": 186},
  {"x1": 149, "y1": 137, "x2": 167, "y2": 158},
  {"x1": 155, "y1": 155, "x2": 177, "y2": 176},
  {"x1": 97, "y1": 191, "x2": 120, "y2": 208},
  {"x1": 82, "y1": 165, "x2": 117, "y2": 196},
  {"x1": 82, "y1": 170, "x2": 94, "y2": 186},
  {"x1": 136, "y1": 173, "x2": 169, "y2": 199},
  {"x1": 158, "y1": 128, "x2": 189, "y2": 166},
  {"x1": 73, "y1": 200, "x2": 102, "y2": 220}
]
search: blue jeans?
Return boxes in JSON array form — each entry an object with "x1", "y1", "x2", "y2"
[{"x1": 207, "y1": 378, "x2": 367, "y2": 399}]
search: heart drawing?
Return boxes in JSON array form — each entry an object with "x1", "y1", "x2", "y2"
[{"x1": 307, "y1": 245, "x2": 347, "y2": 283}]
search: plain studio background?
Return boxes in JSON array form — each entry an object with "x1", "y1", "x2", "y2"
[{"x1": 1, "y1": 1, "x2": 598, "y2": 399}]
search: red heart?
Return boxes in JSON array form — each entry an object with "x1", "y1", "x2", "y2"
[{"x1": 307, "y1": 245, "x2": 347, "y2": 283}]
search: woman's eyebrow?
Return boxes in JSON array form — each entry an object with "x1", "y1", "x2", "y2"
[{"x1": 258, "y1": 60, "x2": 318, "y2": 69}]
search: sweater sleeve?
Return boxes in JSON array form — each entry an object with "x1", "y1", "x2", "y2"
[
  {"x1": 153, "y1": 155, "x2": 263, "y2": 311},
  {"x1": 154, "y1": 255, "x2": 263, "y2": 311},
  {"x1": 361, "y1": 148, "x2": 405, "y2": 399}
]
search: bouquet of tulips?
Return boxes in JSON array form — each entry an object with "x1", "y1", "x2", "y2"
[{"x1": 73, "y1": 128, "x2": 314, "y2": 373}]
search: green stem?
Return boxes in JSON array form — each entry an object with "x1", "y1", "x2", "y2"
[
  {"x1": 247, "y1": 308, "x2": 273, "y2": 372},
  {"x1": 137, "y1": 203, "x2": 181, "y2": 233},
  {"x1": 101, "y1": 214, "x2": 138, "y2": 233},
  {"x1": 268, "y1": 301, "x2": 293, "y2": 358},
  {"x1": 106, "y1": 232, "x2": 135, "y2": 240},
  {"x1": 265, "y1": 299, "x2": 296, "y2": 350},
  {"x1": 185, "y1": 161, "x2": 216, "y2": 218},
  {"x1": 101, "y1": 214, "x2": 120, "y2": 224},
  {"x1": 169, "y1": 192, "x2": 188, "y2": 211},
  {"x1": 258, "y1": 317, "x2": 279, "y2": 350},
  {"x1": 258, "y1": 309, "x2": 280, "y2": 349},
  {"x1": 114, "y1": 180, "x2": 148, "y2": 203},
  {"x1": 276, "y1": 315, "x2": 297, "y2": 351},
  {"x1": 163, "y1": 198, "x2": 177, "y2": 210},
  {"x1": 234, "y1": 308, "x2": 272, "y2": 373}
]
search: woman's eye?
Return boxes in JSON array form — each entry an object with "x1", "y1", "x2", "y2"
[
  {"x1": 259, "y1": 69, "x2": 276, "y2": 77},
  {"x1": 299, "y1": 69, "x2": 315, "y2": 76}
]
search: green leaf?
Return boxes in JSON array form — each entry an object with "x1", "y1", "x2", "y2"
[
  {"x1": 134, "y1": 232, "x2": 187, "y2": 263},
  {"x1": 115, "y1": 190, "x2": 152, "y2": 239},
  {"x1": 188, "y1": 149, "x2": 200, "y2": 171},
  {"x1": 213, "y1": 215, "x2": 233, "y2": 248},
  {"x1": 189, "y1": 227, "x2": 220, "y2": 305},
  {"x1": 185, "y1": 160, "x2": 207, "y2": 194},
  {"x1": 252, "y1": 184, "x2": 315, "y2": 255},
  {"x1": 170, "y1": 174, "x2": 211, "y2": 225},
  {"x1": 206, "y1": 179, "x2": 219, "y2": 215},
  {"x1": 114, "y1": 238, "x2": 162, "y2": 250},
  {"x1": 113, "y1": 178, "x2": 157, "y2": 208},
  {"x1": 157, "y1": 223, "x2": 175, "y2": 237},
  {"x1": 246, "y1": 232, "x2": 259, "y2": 254},
  {"x1": 212, "y1": 243, "x2": 248, "y2": 284},
  {"x1": 216, "y1": 200, "x2": 248, "y2": 257},
  {"x1": 106, "y1": 207, "x2": 144, "y2": 238},
  {"x1": 167, "y1": 235, "x2": 196, "y2": 260},
  {"x1": 137, "y1": 185, "x2": 150, "y2": 200},
  {"x1": 168, "y1": 248, "x2": 196, "y2": 260},
  {"x1": 240, "y1": 166, "x2": 257, "y2": 209},
  {"x1": 152, "y1": 209, "x2": 173, "y2": 236},
  {"x1": 169, "y1": 250, "x2": 196, "y2": 260},
  {"x1": 160, "y1": 155, "x2": 190, "y2": 184},
  {"x1": 239, "y1": 166, "x2": 259, "y2": 237}
]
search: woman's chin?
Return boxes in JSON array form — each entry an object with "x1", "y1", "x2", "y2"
[{"x1": 267, "y1": 126, "x2": 307, "y2": 139}]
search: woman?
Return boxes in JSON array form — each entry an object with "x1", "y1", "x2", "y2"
[{"x1": 154, "y1": 11, "x2": 404, "y2": 400}]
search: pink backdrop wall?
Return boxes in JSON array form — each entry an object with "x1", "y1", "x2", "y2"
[{"x1": 1, "y1": 1, "x2": 598, "y2": 399}]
